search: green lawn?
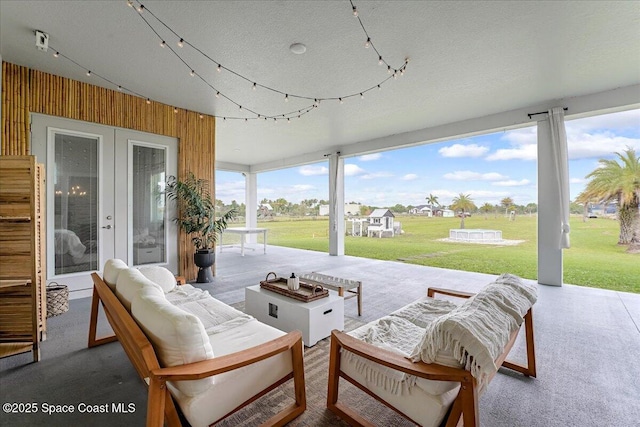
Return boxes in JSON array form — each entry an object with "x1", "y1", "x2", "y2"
[{"x1": 222, "y1": 215, "x2": 639, "y2": 293}]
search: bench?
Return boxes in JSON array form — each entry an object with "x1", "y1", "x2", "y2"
[
  {"x1": 88, "y1": 259, "x2": 306, "y2": 427},
  {"x1": 300, "y1": 272, "x2": 363, "y2": 316},
  {"x1": 327, "y1": 273, "x2": 537, "y2": 427}
]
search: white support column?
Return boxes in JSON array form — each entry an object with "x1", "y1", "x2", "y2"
[
  {"x1": 328, "y1": 153, "x2": 345, "y2": 256},
  {"x1": 245, "y1": 172, "x2": 258, "y2": 244},
  {"x1": 537, "y1": 117, "x2": 563, "y2": 286}
]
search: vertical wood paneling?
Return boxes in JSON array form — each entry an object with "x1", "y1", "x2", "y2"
[{"x1": 1, "y1": 61, "x2": 216, "y2": 279}]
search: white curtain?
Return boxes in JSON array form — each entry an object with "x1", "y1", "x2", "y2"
[{"x1": 548, "y1": 107, "x2": 571, "y2": 249}]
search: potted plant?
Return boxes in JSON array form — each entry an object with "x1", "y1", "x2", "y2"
[{"x1": 166, "y1": 173, "x2": 236, "y2": 283}]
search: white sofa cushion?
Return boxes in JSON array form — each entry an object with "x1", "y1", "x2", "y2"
[
  {"x1": 131, "y1": 286, "x2": 215, "y2": 397},
  {"x1": 137, "y1": 265, "x2": 177, "y2": 293},
  {"x1": 115, "y1": 268, "x2": 164, "y2": 312},
  {"x1": 168, "y1": 320, "x2": 292, "y2": 427},
  {"x1": 103, "y1": 258, "x2": 129, "y2": 292},
  {"x1": 340, "y1": 349, "x2": 459, "y2": 427}
]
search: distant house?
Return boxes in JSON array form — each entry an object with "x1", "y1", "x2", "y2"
[
  {"x1": 410, "y1": 204, "x2": 434, "y2": 216},
  {"x1": 258, "y1": 203, "x2": 273, "y2": 218},
  {"x1": 367, "y1": 209, "x2": 395, "y2": 237},
  {"x1": 433, "y1": 208, "x2": 454, "y2": 217}
]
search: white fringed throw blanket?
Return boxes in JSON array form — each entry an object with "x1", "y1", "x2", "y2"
[
  {"x1": 167, "y1": 285, "x2": 254, "y2": 334},
  {"x1": 344, "y1": 274, "x2": 537, "y2": 395},
  {"x1": 409, "y1": 274, "x2": 537, "y2": 387}
]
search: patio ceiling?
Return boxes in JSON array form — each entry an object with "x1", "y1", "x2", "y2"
[{"x1": 1, "y1": 1, "x2": 639, "y2": 171}]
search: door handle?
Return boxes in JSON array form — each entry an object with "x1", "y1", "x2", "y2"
[{"x1": 101, "y1": 225, "x2": 112, "y2": 229}]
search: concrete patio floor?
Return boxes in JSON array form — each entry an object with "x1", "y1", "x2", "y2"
[{"x1": 206, "y1": 244, "x2": 640, "y2": 426}]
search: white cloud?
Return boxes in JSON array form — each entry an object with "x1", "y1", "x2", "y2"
[
  {"x1": 570, "y1": 177, "x2": 587, "y2": 184},
  {"x1": 566, "y1": 133, "x2": 640, "y2": 159},
  {"x1": 344, "y1": 164, "x2": 366, "y2": 176},
  {"x1": 566, "y1": 109, "x2": 640, "y2": 133},
  {"x1": 299, "y1": 165, "x2": 328, "y2": 176},
  {"x1": 443, "y1": 170, "x2": 508, "y2": 181},
  {"x1": 402, "y1": 173, "x2": 418, "y2": 181},
  {"x1": 358, "y1": 153, "x2": 382, "y2": 161},
  {"x1": 492, "y1": 179, "x2": 531, "y2": 187},
  {"x1": 361, "y1": 171, "x2": 394, "y2": 180},
  {"x1": 292, "y1": 184, "x2": 315, "y2": 191},
  {"x1": 215, "y1": 180, "x2": 246, "y2": 203},
  {"x1": 486, "y1": 144, "x2": 537, "y2": 161},
  {"x1": 439, "y1": 143, "x2": 489, "y2": 158}
]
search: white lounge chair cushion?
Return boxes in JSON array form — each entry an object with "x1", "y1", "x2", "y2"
[
  {"x1": 169, "y1": 320, "x2": 293, "y2": 427},
  {"x1": 115, "y1": 268, "x2": 164, "y2": 312},
  {"x1": 137, "y1": 265, "x2": 177, "y2": 293},
  {"x1": 103, "y1": 258, "x2": 129, "y2": 292},
  {"x1": 131, "y1": 285, "x2": 215, "y2": 397}
]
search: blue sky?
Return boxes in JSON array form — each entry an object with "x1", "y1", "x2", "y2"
[{"x1": 216, "y1": 109, "x2": 640, "y2": 208}]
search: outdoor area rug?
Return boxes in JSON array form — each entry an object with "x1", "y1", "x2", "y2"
[{"x1": 221, "y1": 305, "x2": 414, "y2": 426}]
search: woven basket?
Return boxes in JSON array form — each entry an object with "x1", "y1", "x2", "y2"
[{"x1": 46, "y1": 282, "x2": 69, "y2": 317}]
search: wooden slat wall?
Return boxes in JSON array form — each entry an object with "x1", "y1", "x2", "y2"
[{"x1": 1, "y1": 61, "x2": 216, "y2": 279}]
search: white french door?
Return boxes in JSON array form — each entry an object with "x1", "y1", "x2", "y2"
[{"x1": 31, "y1": 115, "x2": 177, "y2": 298}]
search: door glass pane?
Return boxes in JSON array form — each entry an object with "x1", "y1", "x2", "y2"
[
  {"x1": 132, "y1": 144, "x2": 166, "y2": 265},
  {"x1": 54, "y1": 133, "x2": 98, "y2": 274}
]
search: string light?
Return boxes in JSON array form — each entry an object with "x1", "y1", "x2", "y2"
[
  {"x1": 46, "y1": 0, "x2": 409, "y2": 123},
  {"x1": 199, "y1": 114, "x2": 203, "y2": 119},
  {"x1": 86, "y1": 70, "x2": 91, "y2": 76},
  {"x1": 173, "y1": 107, "x2": 178, "y2": 113},
  {"x1": 365, "y1": 37, "x2": 371, "y2": 48},
  {"x1": 285, "y1": 94, "x2": 289, "y2": 102}
]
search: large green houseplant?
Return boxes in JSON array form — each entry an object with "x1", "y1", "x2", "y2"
[{"x1": 166, "y1": 173, "x2": 236, "y2": 282}]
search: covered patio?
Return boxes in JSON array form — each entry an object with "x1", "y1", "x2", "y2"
[{"x1": 2, "y1": 245, "x2": 638, "y2": 426}]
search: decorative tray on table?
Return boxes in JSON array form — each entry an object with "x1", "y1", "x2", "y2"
[{"x1": 260, "y1": 272, "x2": 329, "y2": 302}]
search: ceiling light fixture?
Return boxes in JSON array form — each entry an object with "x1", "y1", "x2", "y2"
[{"x1": 289, "y1": 43, "x2": 306, "y2": 55}]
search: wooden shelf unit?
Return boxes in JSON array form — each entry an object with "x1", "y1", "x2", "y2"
[{"x1": 0, "y1": 156, "x2": 47, "y2": 362}]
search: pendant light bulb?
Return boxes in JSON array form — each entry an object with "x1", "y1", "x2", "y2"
[
  {"x1": 146, "y1": 98, "x2": 151, "y2": 104},
  {"x1": 378, "y1": 56, "x2": 383, "y2": 65},
  {"x1": 177, "y1": 38, "x2": 184, "y2": 48},
  {"x1": 339, "y1": 98, "x2": 343, "y2": 104},
  {"x1": 252, "y1": 83, "x2": 256, "y2": 91},
  {"x1": 215, "y1": 91, "x2": 220, "y2": 98},
  {"x1": 285, "y1": 94, "x2": 289, "y2": 102},
  {"x1": 117, "y1": 85, "x2": 122, "y2": 91},
  {"x1": 137, "y1": 4, "x2": 144, "y2": 13},
  {"x1": 217, "y1": 64, "x2": 222, "y2": 73},
  {"x1": 360, "y1": 93, "x2": 364, "y2": 99},
  {"x1": 365, "y1": 37, "x2": 371, "y2": 48},
  {"x1": 127, "y1": 0, "x2": 133, "y2": 7},
  {"x1": 387, "y1": 65, "x2": 391, "y2": 74},
  {"x1": 53, "y1": 51, "x2": 59, "y2": 58},
  {"x1": 160, "y1": 40, "x2": 166, "y2": 48},
  {"x1": 174, "y1": 107, "x2": 178, "y2": 113},
  {"x1": 199, "y1": 114, "x2": 203, "y2": 119},
  {"x1": 86, "y1": 70, "x2": 91, "y2": 76},
  {"x1": 190, "y1": 70, "x2": 195, "y2": 76},
  {"x1": 352, "y1": 6, "x2": 358, "y2": 17}
]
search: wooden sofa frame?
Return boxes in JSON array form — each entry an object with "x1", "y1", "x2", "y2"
[
  {"x1": 88, "y1": 272, "x2": 306, "y2": 427},
  {"x1": 327, "y1": 286, "x2": 536, "y2": 427}
]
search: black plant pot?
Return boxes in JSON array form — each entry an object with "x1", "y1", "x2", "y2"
[{"x1": 194, "y1": 249, "x2": 215, "y2": 283}]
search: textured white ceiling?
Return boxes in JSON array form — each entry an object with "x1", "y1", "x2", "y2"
[{"x1": 2, "y1": 1, "x2": 639, "y2": 169}]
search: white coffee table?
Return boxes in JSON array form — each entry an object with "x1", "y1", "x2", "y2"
[{"x1": 244, "y1": 284, "x2": 344, "y2": 347}]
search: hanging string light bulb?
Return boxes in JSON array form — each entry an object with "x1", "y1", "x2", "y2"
[
  {"x1": 177, "y1": 38, "x2": 184, "y2": 48},
  {"x1": 352, "y1": 6, "x2": 358, "y2": 17},
  {"x1": 365, "y1": 37, "x2": 371, "y2": 48}
]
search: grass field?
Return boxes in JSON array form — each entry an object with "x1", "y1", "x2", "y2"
[{"x1": 222, "y1": 215, "x2": 639, "y2": 294}]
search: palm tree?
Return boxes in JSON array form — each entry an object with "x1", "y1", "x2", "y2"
[
  {"x1": 479, "y1": 202, "x2": 494, "y2": 219},
  {"x1": 501, "y1": 197, "x2": 514, "y2": 216},
  {"x1": 426, "y1": 193, "x2": 440, "y2": 207},
  {"x1": 450, "y1": 193, "x2": 476, "y2": 229},
  {"x1": 582, "y1": 148, "x2": 639, "y2": 253}
]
